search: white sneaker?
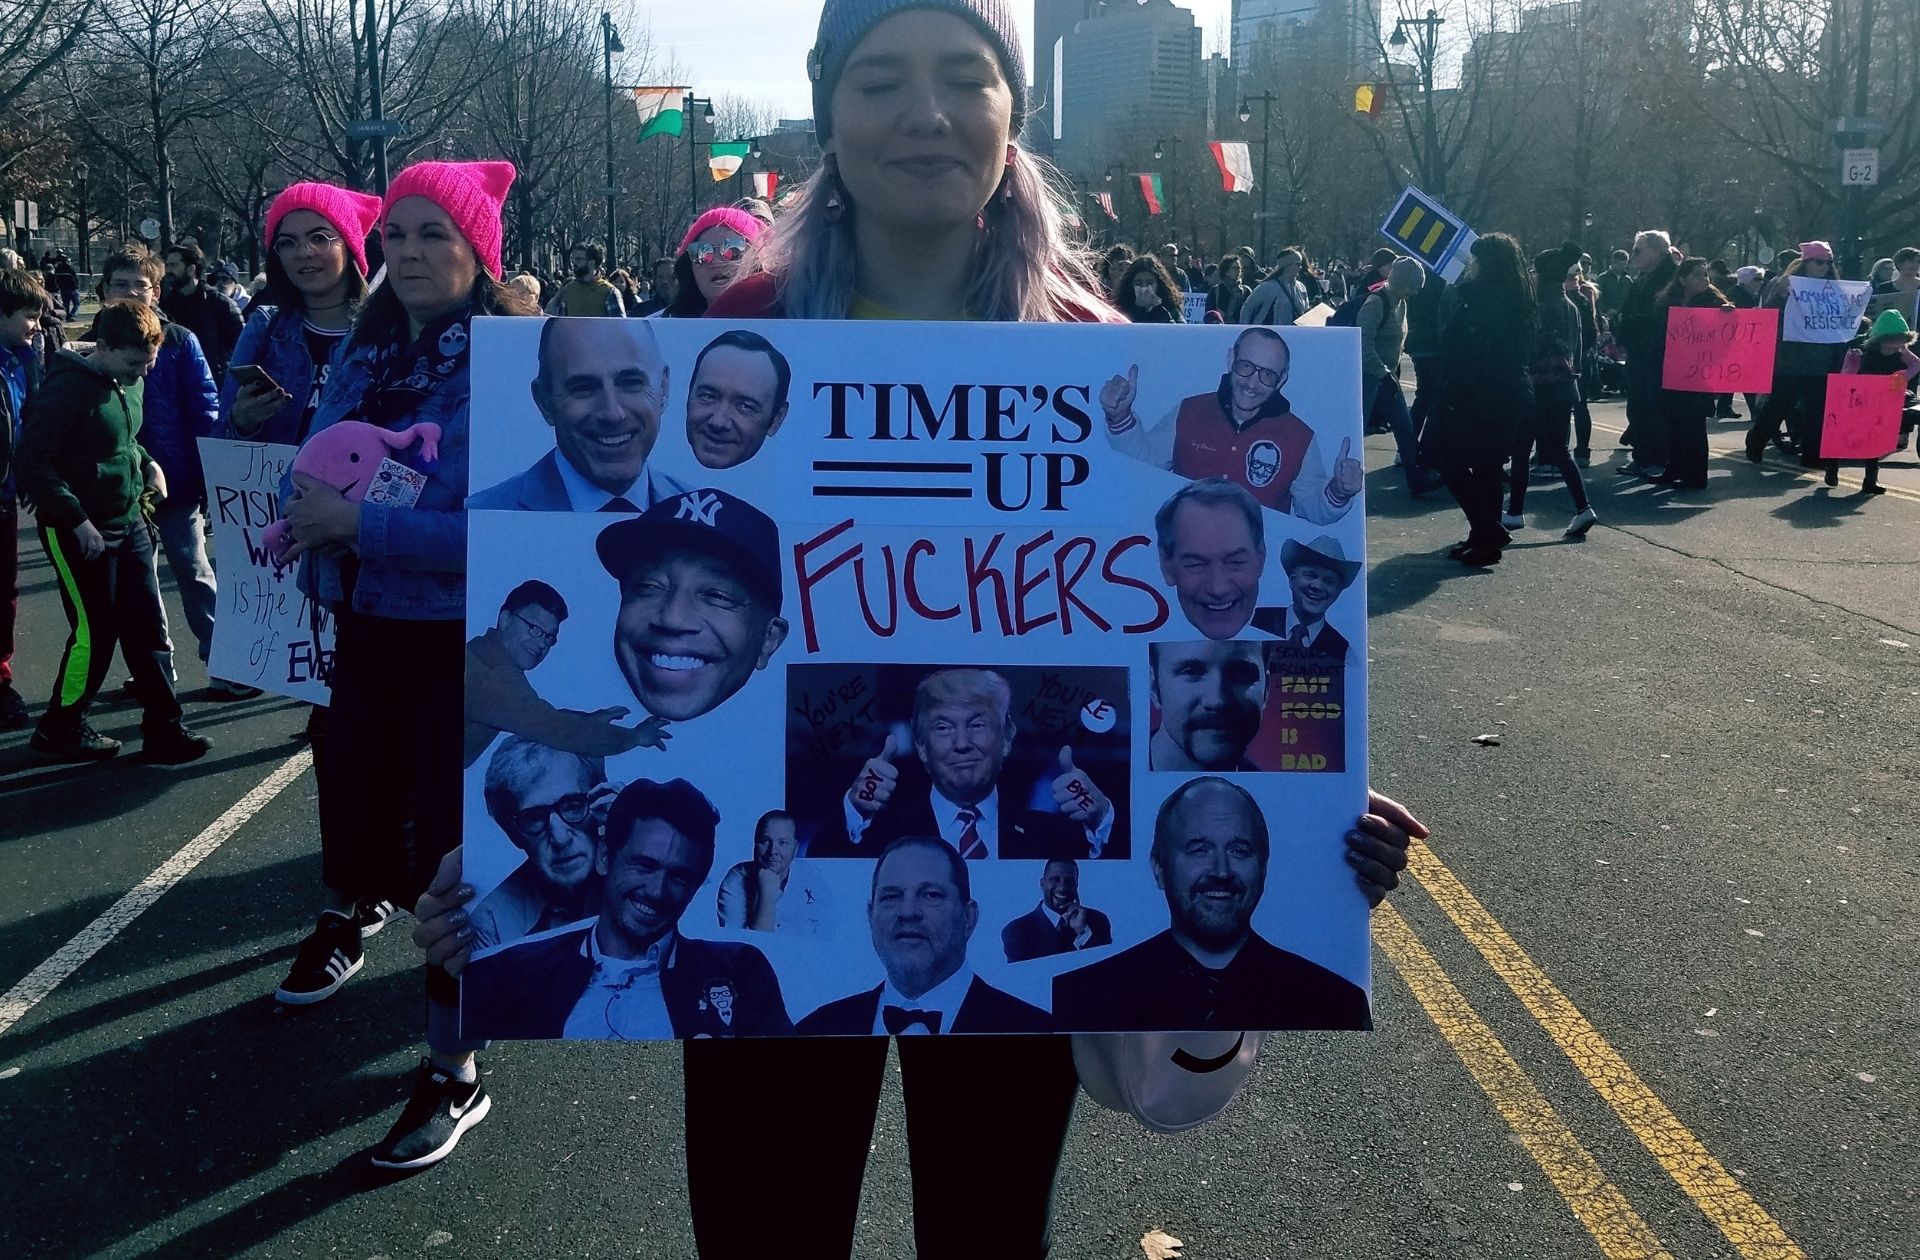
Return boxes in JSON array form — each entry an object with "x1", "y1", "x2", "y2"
[
  {"x1": 1499, "y1": 512, "x2": 1525, "y2": 530},
  {"x1": 1564, "y1": 507, "x2": 1599, "y2": 537}
]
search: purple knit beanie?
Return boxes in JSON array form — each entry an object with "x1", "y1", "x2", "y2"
[{"x1": 808, "y1": 0, "x2": 1027, "y2": 144}]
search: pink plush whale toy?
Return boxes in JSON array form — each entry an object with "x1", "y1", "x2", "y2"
[{"x1": 263, "y1": 420, "x2": 442, "y2": 564}]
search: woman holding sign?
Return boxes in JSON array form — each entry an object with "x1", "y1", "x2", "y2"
[
  {"x1": 1652, "y1": 258, "x2": 1734, "y2": 491},
  {"x1": 406, "y1": 1, "x2": 1428, "y2": 1254},
  {"x1": 1749, "y1": 243, "x2": 1847, "y2": 466},
  {"x1": 1826, "y1": 308, "x2": 1919, "y2": 494}
]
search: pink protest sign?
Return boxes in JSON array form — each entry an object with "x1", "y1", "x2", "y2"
[
  {"x1": 1661, "y1": 307, "x2": 1778, "y2": 392},
  {"x1": 1820, "y1": 372, "x2": 1905, "y2": 459}
]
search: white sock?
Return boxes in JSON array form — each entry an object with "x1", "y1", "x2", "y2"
[{"x1": 432, "y1": 1054, "x2": 478, "y2": 1084}]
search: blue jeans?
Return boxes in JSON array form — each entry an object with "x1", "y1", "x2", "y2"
[
  {"x1": 1370, "y1": 375, "x2": 1428, "y2": 486},
  {"x1": 152, "y1": 499, "x2": 217, "y2": 669}
]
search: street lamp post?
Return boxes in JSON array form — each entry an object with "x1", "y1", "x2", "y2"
[
  {"x1": 1239, "y1": 93, "x2": 1276, "y2": 262},
  {"x1": 684, "y1": 93, "x2": 716, "y2": 220},
  {"x1": 1389, "y1": 8, "x2": 1446, "y2": 199},
  {"x1": 602, "y1": 12, "x2": 624, "y2": 267},
  {"x1": 364, "y1": 0, "x2": 389, "y2": 193},
  {"x1": 1153, "y1": 136, "x2": 1179, "y2": 248},
  {"x1": 74, "y1": 162, "x2": 90, "y2": 274}
]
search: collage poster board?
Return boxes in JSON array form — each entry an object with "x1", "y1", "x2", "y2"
[{"x1": 458, "y1": 317, "x2": 1371, "y2": 1041}]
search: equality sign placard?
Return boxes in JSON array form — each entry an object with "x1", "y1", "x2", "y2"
[
  {"x1": 1662, "y1": 306, "x2": 1779, "y2": 392},
  {"x1": 458, "y1": 317, "x2": 1372, "y2": 1041},
  {"x1": 1820, "y1": 372, "x2": 1906, "y2": 459},
  {"x1": 1379, "y1": 185, "x2": 1476, "y2": 282},
  {"x1": 196, "y1": 438, "x2": 333, "y2": 704},
  {"x1": 1782, "y1": 276, "x2": 1873, "y2": 344}
]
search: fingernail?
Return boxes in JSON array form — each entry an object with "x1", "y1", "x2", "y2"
[
  {"x1": 455, "y1": 926, "x2": 472, "y2": 940},
  {"x1": 455, "y1": 885, "x2": 474, "y2": 899},
  {"x1": 449, "y1": 910, "x2": 467, "y2": 926}
]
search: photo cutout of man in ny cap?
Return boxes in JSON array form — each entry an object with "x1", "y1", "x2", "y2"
[{"x1": 596, "y1": 488, "x2": 789, "y2": 723}]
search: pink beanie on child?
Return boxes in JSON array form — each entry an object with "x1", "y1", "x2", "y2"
[
  {"x1": 264, "y1": 183, "x2": 385, "y2": 277},
  {"x1": 383, "y1": 160, "x2": 517, "y2": 278},
  {"x1": 678, "y1": 207, "x2": 766, "y2": 256}
]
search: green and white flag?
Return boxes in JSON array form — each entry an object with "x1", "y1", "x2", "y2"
[
  {"x1": 634, "y1": 87, "x2": 685, "y2": 141},
  {"x1": 708, "y1": 142, "x2": 751, "y2": 181}
]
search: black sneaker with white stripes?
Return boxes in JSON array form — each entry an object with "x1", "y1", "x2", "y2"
[
  {"x1": 369, "y1": 1059, "x2": 491, "y2": 1171},
  {"x1": 273, "y1": 911, "x2": 363, "y2": 1005},
  {"x1": 353, "y1": 898, "x2": 403, "y2": 938}
]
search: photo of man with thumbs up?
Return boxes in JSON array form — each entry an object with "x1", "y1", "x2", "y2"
[
  {"x1": 1100, "y1": 327, "x2": 1365, "y2": 523},
  {"x1": 814, "y1": 667, "x2": 1125, "y2": 861}
]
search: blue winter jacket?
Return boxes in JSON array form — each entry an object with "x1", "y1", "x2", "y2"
[
  {"x1": 283, "y1": 329, "x2": 470, "y2": 621},
  {"x1": 218, "y1": 305, "x2": 321, "y2": 445}
]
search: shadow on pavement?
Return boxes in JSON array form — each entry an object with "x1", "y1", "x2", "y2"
[{"x1": 0, "y1": 741, "x2": 303, "y2": 840}]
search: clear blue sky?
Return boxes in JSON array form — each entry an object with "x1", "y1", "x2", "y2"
[{"x1": 636, "y1": 1, "x2": 1237, "y2": 120}]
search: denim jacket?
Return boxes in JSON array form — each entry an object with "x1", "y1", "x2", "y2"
[
  {"x1": 283, "y1": 335, "x2": 470, "y2": 621},
  {"x1": 219, "y1": 306, "x2": 319, "y2": 446}
]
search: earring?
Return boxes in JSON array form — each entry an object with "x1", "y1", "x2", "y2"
[
  {"x1": 826, "y1": 192, "x2": 846, "y2": 223},
  {"x1": 823, "y1": 154, "x2": 848, "y2": 223}
]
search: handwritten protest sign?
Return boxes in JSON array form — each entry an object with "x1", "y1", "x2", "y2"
[
  {"x1": 459, "y1": 318, "x2": 1372, "y2": 1040},
  {"x1": 1183, "y1": 291, "x2": 1207, "y2": 323},
  {"x1": 1662, "y1": 307, "x2": 1778, "y2": 392},
  {"x1": 1783, "y1": 276, "x2": 1873, "y2": 343},
  {"x1": 196, "y1": 438, "x2": 333, "y2": 704},
  {"x1": 1820, "y1": 372, "x2": 1905, "y2": 459}
]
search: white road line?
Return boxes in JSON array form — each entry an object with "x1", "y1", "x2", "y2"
[{"x1": 0, "y1": 749, "x2": 312, "y2": 1040}]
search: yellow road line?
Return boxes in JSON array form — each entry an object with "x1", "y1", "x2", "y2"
[
  {"x1": 1407, "y1": 844, "x2": 1807, "y2": 1259},
  {"x1": 1374, "y1": 905, "x2": 1674, "y2": 1260},
  {"x1": 1587, "y1": 418, "x2": 1920, "y2": 504}
]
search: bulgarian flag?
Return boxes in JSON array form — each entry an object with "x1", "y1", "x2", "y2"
[
  {"x1": 1354, "y1": 84, "x2": 1383, "y2": 118},
  {"x1": 1095, "y1": 191, "x2": 1118, "y2": 221},
  {"x1": 634, "y1": 88, "x2": 686, "y2": 141},
  {"x1": 1137, "y1": 173, "x2": 1164, "y2": 215},
  {"x1": 753, "y1": 170, "x2": 779, "y2": 200},
  {"x1": 1210, "y1": 141, "x2": 1254, "y2": 193},
  {"x1": 708, "y1": 142, "x2": 751, "y2": 181}
]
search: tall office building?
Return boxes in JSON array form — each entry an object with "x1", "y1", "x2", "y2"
[
  {"x1": 1231, "y1": 0, "x2": 1381, "y2": 80},
  {"x1": 1032, "y1": 0, "x2": 1104, "y2": 150},
  {"x1": 1053, "y1": 0, "x2": 1203, "y2": 169}
]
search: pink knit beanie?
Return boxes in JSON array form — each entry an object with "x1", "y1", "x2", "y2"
[
  {"x1": 678, "y1": 207, "x2": 766, "y2": 256},
  {"x1": 383, "y1": 160, "x2": 517, "y2": 278},
  {"x1": 265, "y1": 182, "x2": 384, "y2": 277},
  {"x1": 1797, "y1": 240, "x2": 1835, "y2": 262}
]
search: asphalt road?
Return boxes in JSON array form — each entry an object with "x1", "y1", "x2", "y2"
[{"x1": 1, "y1": 399, "x2": 1914, "y2": 1260}]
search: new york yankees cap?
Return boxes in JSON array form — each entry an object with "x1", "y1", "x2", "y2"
[{"x1": 596, "y1": 488, "x2": 784, "y2": 615}]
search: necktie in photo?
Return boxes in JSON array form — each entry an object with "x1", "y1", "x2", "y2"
[
  {"x1": 955, "y1": 807, "x2": 986, "y2": 860},
  {"x1": 882, "y1": 1005, "x2": 943, "y2": 1035},
  {"x1": 1287, "y1": 622, "x2": 1309, "y2": 647},
  {"x1": 601, "y1": 495, "x2": 640, "y2": 513}
]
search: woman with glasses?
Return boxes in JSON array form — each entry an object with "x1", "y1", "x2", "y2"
[
  {"x1": 219, "y1": 184, "x2": 384, "y2": 445},
  {"x1": 658, "y1": 207, "x2": 765, "y2": 318},
  {"x1": 1749, "y1": 241, "x2": 1848, "y2": 465}
]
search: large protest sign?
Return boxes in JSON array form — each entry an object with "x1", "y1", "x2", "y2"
[
  {"x1": 459, "y1": 318, "x2": 1371, "y2": 1040},
  {"x1": 1662, "y1": 307, "x2": 1779, "y2": 392},
  {"x1": 1820, "y1": 372, "x2": 1906, "y2": 459},
  {"x1": 1782, "y1": 276, "x2": 1873, "y2": 344},
  {"x1": 196, "y1": 438, "x2": 333, "y2": 704}
]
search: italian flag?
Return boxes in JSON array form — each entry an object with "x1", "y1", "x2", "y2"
[
  {"x1": 634, "y1": 88, "x2": 686, "y2": 141},
  {"x1": 708, "y1": 142, "x2": 751, "y2": 181},
  {"x1": 753, "y1": 170, "x2": 779, "y2": 201},
  {"x1": 1210, "y1": 141, "x2": 1254, "y2": 193},
  {"x1": 1137, "y1": 173, "x2": 1164, "y2": 216}
]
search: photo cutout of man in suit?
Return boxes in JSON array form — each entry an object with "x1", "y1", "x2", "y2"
[
  {"x1": 469, "y1": 318, "x2": 688, "y2": 512},
  {"x1": 1051, "y1": 776, "x2": 1371, "y2": 1032},
  {"x1": 1252, "y1": 535, "x2": 1361, "y2": 667},
  {"x1": 463, "y1": 778, "x2": 793, "y2": 1040},
  {"x1": 1001, "y1": 858, "x2": 1113, "y2": 963},
  {"x1": 798, "y1": 836, "x2": 1051, "y2": 1035},
  {"x1": 823, "y1": 668, "x2": 1119, "y2": 860}
]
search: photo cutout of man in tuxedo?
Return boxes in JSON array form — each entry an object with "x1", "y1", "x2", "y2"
[
  {"x1": 1051, "y1": 776, "x2": 1371, "y2": 1032},
  {"x1": 463, "y1": 778, "x2": 793, "y2": 1041},
  {"x1": 469, "y1": 317, "x2": 688, "y2": 512},
  {"x1": 823, "y1": 668, "x2": 1118, "y2": 860},
  {"x1": 798, "y1": 836, "x2": 1051, "y2": 1035},
  {"x1": 1001, "y1": 858, "x2": 1113, "y2": 963}
]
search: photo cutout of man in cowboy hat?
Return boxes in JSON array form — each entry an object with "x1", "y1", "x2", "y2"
[{"x1": 1253, "y1": 535, "x2": 1361, "y2": 668}]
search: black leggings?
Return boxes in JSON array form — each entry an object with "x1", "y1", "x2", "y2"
[
  {"x1": 1510, "y1": 394, "x2": 1590, "y2": 513},
  {"x1": 684, "y1": 1035, "x2": 1079, "y2": 1259}
]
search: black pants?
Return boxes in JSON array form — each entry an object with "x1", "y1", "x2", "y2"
[
  {"x1": 1570, "y1": 378, "x2": 1593, "y2": 457},
  {"x1": 1437, "y1": 458, "x2": 1508, "y2": 546},
  {"x1": 1749, "y1": 374, "x2": 1824, "y2": 461},
  {"x1": 317, "y1": 608, "x2": 462, "y2": 908},
  {"x1": 1664, "y1": 395, "x2": 1710, "y2": 486},
  {"x1": 37, "y1": 520, "x2": 181, "y2": 734},
  {"x1": 1510, "y1": 392, "x2": 1590, "y2": 513},
  {"x1": 1625, "y1": 358, "x2": 1669, "y2": 466},
  {"x1": 684, "y1": 1035, "x2": 1079, "y2": 1259}
]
